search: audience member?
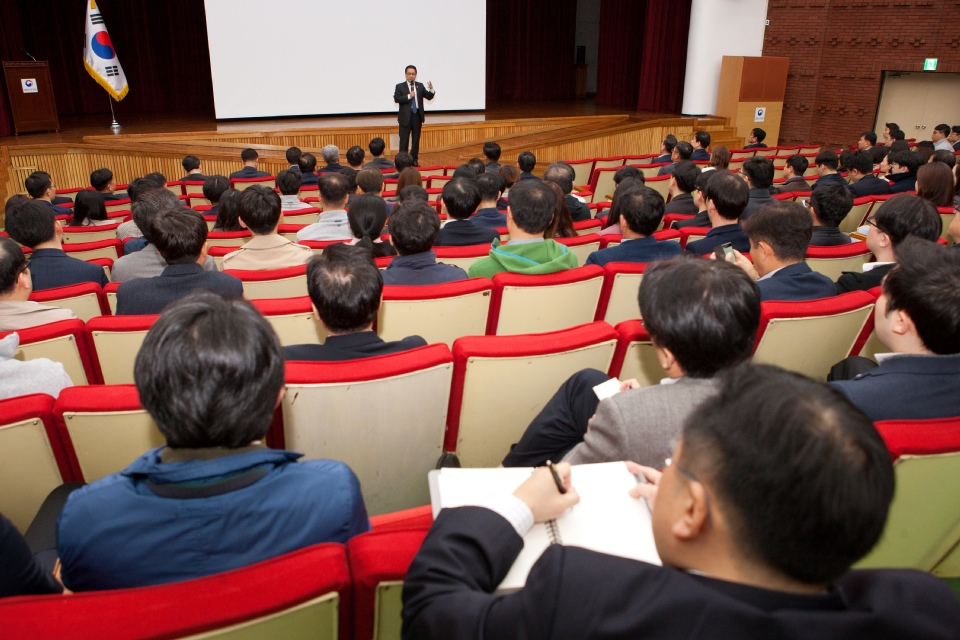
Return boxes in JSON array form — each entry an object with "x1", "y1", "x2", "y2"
[
  {"x1": 915, "y1": 141, "x2": 936, "y2": 165},
  {"x1": 542, "y1": 182, "x2": 576, "y2": 239},
  {"x1": 846, "y1": 150, "x2": 891, "y2": 197},
  {"x1": 707, "y1": 145, "x2": 730, "y2": 171},
  {"x1": 284, "y1": 245, "x2": 427, "y2": 361},
  {"x1": 883, "y1": 122, "x2": 899, "y2": 144},
  {"x1": 836, "y1": 194, "x2": 941, "y2": 293},
  {"x1": 467, "y1": 157, "x2": 487, "y2": 176},
  {"x1": 144, "y1": 172, "x2": 167, "y2": 188},
  {"x1": 364, "y1": 138, "x2": 395, "y2": 171},
  {"x1": 684, "y1": 171, "x2": 751, "y2": 255},
  {"x1": 831, "y1": 238, "x2": 960, "y2": 421},
  {"x1": 468, "y1": 180, "x2": 578, "y2": 278},
  {"x1": 806, "y1": 181, "x2": 853, "y2": 246},
  {"x1": 72, "y1": 190, "x2": 113, "y2": 227},
  {"x1": 116, "y1": 209, "x2": 242, "y2": 315},
  {"x1": 672, "y1": 169, "x2": 714, "y2": 229},
  {"x1": 930, "y1": 149, "x2": 956, "y2": 168},
  {"x1": 89, "y1": 167, "x2": 126, "y2": 202},
  {"x1": 435, "y1": 179, "x2": 499, "y2": 246},
  {"x1": 202, "y1": 175, "x2": 230, "y2": 218},
  {"x1": 223, "y1": 186, "x2": 312, "y2": 270},
  {"x1": 518, "y1": 151, "x2": 538, "y2": 180},
  {"x1": 396, "y1": 167, "x2": 424, "y2": 194},
  {"x1": 739, "y1": 155, "x2": 775, "y2": 219},
  {"x1": 3, "y1": 194, "x2": 28, "y2": 218},
  {"x1": 0, "y1": 237, "x2": 76, "y2": 331},
  {"x1": 596, "y1": 167, "x2": 646, "y2": 227},
  {"x1": 0, "y1": 330, "x2": 73, "y2": 400},
  {"x1": 663, "y1": 161, "x2": 700, "y2": 214},
  {"x1": 811, "y1": 150, "x2": 846, "y2": 192},
  {"x1": 298, "y1": 153, "x2": 320, "y2": 186},
  {"x1": 115, "y1": 177, "x2": 157, "y2": 243},
  {"x1": 382, "y1": 202, "x2": 467, "y2": 286},
  {"x1": 296, "y1": 173, "x2": 352, "y2": 242},
  {"x1": 347, "y1": 194, "x2": 396, "y2": 257},
  {"x1": 346, "y1": 145, "x2": 365, "y2": 171},
  {"x1": 473, "y1": 173, "x2": 507, "y2": 228},
  {"x1": 690, "y1": 131, "x2": 711, "y2": 161},
  {"x1": 181, "y1": 155, "x2": 209, "y2": 182},
  {"x1": 657, "y1": 141, "x2": 693, "y2": 177},
  {"x1": 599, "y1": 177, "x2": 643, "y2": 236},
  {"x1": 888, "y1": 128, "x2": 906, "y2": 145},
  {"x1": 0, "y1": 512, "x2": 64, "y2": 598},
  {"x1": 502, "y1": 255, "x2": 758, "y2": 467},
  {"x1": 857, "y1": 131, "x2": 887, "y2": 165},
  {"x1": 775, "y1": 154, "x2": 812, "y2": 194},
  {"x1": 392, "y1": 152, "x2": 415, "y2": 177},
  {"x1": 482, "y1": 141, "x2": 502, "y2": 173},
  {"x1": 497, "y1": 165, "x2": 521, "y2": 210},
  {"x1": 916, "y1": 161, "x2": 955, "y2": 208},
  {"x1": 398, "y1": 185, "x2": 429, "y2": 205},
  {"x1": 276, "y1": 169, "x2": 311, "y2": 211},
  {"x1": 285, "y1": 146, "x2": 302, "y2": 173},
  {"x1": 744, "y1": 127, "x2": 767, "y2": 148},
  {"x1": 932, "y1": 124, "x2": 953, "y2": 152},
  {"x1": 654, "y1": 134, "x2": 677, "y2": 163},
  {"x1": 838, "y1": 149, "x2": 857, "y2": 178},
  {"x1": 885, "y1": 150, "x2": 921, "y2": 193},
  {"x1": 229, "y1": 148, "x2": 271, "y2": 179},
  {"x1": 5, "y1": 201, "x2": 107, "y2": 290},
  {"x1": 211, "y1": 188, "x2": 242, "y2": 232},
  {"x1": 951, "y1": 125, "x2": 960, "y2": 152},
  {"x1": 319, "y1": 145, "x2": 344, "y2": 173},
  {"x1": 543, "y1": 162, "x2": 590, "y2": 221},
  {"x1": 585, "y1": 187, "x2": 681, "y2": 266},
  {"x1": 452, "y1": 164, "x2": 478, "y2": 181},
  {"x1": 58, "y1": 292, "x2": 369, "y2": 591},
  {"x1": 24, "y1": 171, "x2": 71, "y2": 216}
]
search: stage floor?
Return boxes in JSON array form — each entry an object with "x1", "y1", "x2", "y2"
[{"x1": 0, "y1": 99, "x2": 675, "y2": 147}]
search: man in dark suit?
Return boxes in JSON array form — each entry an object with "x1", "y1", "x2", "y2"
[
  {"x1": 24, "y1": 171, "x2": 72, "y2": 217},
  {"x1": 318, "y1": 145, "x2": 345, "y2": 174},
  {"x1": 284, "y1": 244, "x2": 426, "y2": 361},
  {"x1": 517, "y1": 151, "x2": 539, "y2": 181},
  {"x1": 393, "y1": 65, "x2": 435, "y2": 165},
  {"x1": 847, "y1": 150, "x2": 891, "y2": 198},
  {"x1": 739, "y1": 155, "x2": 775, "y2": 220},
  {"x1": 363, "y1": 138, "x2": 395, "y2": 172},
  {"x1": 482, "y1": 141, "x2": 502, "y2": 173},
  {"x1": 543, "y1": 162, "x2": 590, "y2": 222},
  {"x1": 473, "y1": 173, "x2": 508, "y2": 228},
  {"x1": 402, "y1": 363, "x2": 960, "y2": 639},
  {"x1": 180, "y1": 155, "x2": 210, "y2": 183},
  {"x1": 729, "y1": 201, "x2": 835, "y2": 302},
  {"x1": 115, "y1": 208, "x2": 242, "y2": 315},
  {"x1": 951, "y1": 125, "x2": 960, "y2": 152},
  {"x1": 285, "y1": 147, "x2": 302, "y2": 174},
  {"x1": 836, "y1": 194, "x2": 941, "y2": 293},
  {"x1": 434, "y1": 179, "x2": 499, "y2": 247},
  {"x1": 690, "y1": 130, "x2": 711, "y2": 161},
  {"x1": 662, "y1": 160, "x2": 700, "y2": 215},
  {"x1": 673, "y1": 169, "x2": 713, "y2": 229},
  {"x1": 743, "y1": 127, "x2": 768, "y2": 148},
  {"x1": 831, "y1": 238, "x2": 960, "y2": 422},
  {"x1": 656, "y1": 141, "x2": 693, "y2": 177},
  {"x1": 774, "y1": 155, "x2": 812, "y2": 195},
  {"x1": 585, "y1": 186, "x2": 681, "y2": 267},
  {"x1": 4, "y1": 201, "x2": 107, "y2": 290},
  {"x1": 653, "y1": 134, "x2": 676, "y2": 163},
  {"x1": 885, "y1": 150, "x2": 921, "y2": 193},
  {"x1": 297, "y1": 153, "x2": 320, "y2": 186},
  {"x1": 685, "y1": 171, "x2": 751, "y2": 255},
  {"x1": 382, "y1": 202, "x2": 467, "y2": 286},
  {"x1": 229, "y1": 148, "x2": 272, "y2": 180},
  {"x1": 807, "y1": 181, "x2": 853, "y2": 246},
  {"x1": 811, "y1": 150, "x2": 847, "y2": 192},
  {"x1": 89, "y1": 168, "x2": 127, "y2": 202}
]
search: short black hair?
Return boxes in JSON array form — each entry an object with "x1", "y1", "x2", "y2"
[
  {"x1": 506, "y1": 179, "x2": 556, "y2": 234},
  {"x1": 338, "y1": 168, "x2": 358, "y2": 194},
  {"x1": 390, "y1": 201, "x2": 440, "y2": 255},
  {"x1": 809, "y1": 181, "x2": 853, "y2": 227},
  {"x1": 888, "y1": 140, "x2": 910, "y2": 154},
  {"x1": 785, "y1": 154, "x2": 809, "y2": 176},
  {"x1": 4, "y1": 194, "x2": 28, "y2": 214},
  {"x1": 751, "y1": 128, "x2": 766, "y2": 143},
  {"x1": 135, "y1": 292, "x2": 284, "y2": 448},
  {"x1": 614, "y1": 165, "x2": 644, "y2": 185},
  {"x1": 405, "y1": 65, "x2": 417, "y2": 73},
  {"x1": 319, "y1": 172, "x2": 349, "y2": 205},
  {"x1": 680, "y1": 363, "x2": 894, "y2": 584},
  {"x1": 482, "y1": 141, "x2": 501, "y2": 162},
  {"x1": 694, "y1": 131, "x2": 711, "y2": 148},
  {"x1": 441, "y1": 178, "x2": 482, "y2": 220},
  {"x1": 126, "y1": 178, "x2": 153, "y2": 205},
  {"x1": 346, "y1": 145, "x2": 365, "y2": 167},
  {"x1": 298, "y1": 153, "x2": 317, "y2": 174},
  {"x1": 398, "y1": 185, "x2": 428, "y2": 204},
  {"x1": 369, "y1": 137, "x2": 386, "y2": 157},
  {"x1": 465, "y1": 157, "x2": 485, "y2": 176},
  {"x1": 202, "y1": 175, "x2": 230, "y2": 203},
  {"x1": 144, "y1": 172, "x2": 167, "y2": 187},
  {"x1": 237, "y1": 185, "x2": 282, "y2": 234},
  {"x1": 705, "y1": 170, "x2": 749, "y2": 220},
  {"x1": 884, "y1": 237, "x2": 960, "y2": 354},
  {"x1": 152, "y1": 207, "x2": 208, "y2": 264},
  {"x1": 618, "y1": 186, "x2": 665, "y2": 236},
  {"x1": 0, "y1": 237, "x2": 28, "y2": 296},
  {"x1": 639, "y1": 255, "x2": 759, "y2": 377},
  {"x1": 742, "y1": 156, "x2": 775, "y2": 188},
  {"x1": 890, "y1": 129, "x2": 906, "y2": 141},
  {"x1": 846, "y1": 150, "x2": 874, "y2": 175},
  {"x1": 394, "y1": 152, "x2": 415, "y2": 173},
  {"x1": 276, "y1": 169, "x2": 302, "y2": 196},
  {"x1": 885, "y1": 122, "x2": 899, "y2": 132},
  {"x1": 24, "y1": 171, "x2": 53, "y2": 198},
  {"x1": 694, "y1": 167, "x2": 715, "y2": 197},
  {"x1": 476, "y1": 172, "x2": 504, "y2": 201},
  {"x1": 518, "y1": 151, "x2": 536, "y2": 172},
  {"x1": 132, "y1": 189, "x2": 180, "y2": 244},
  {"x1": 743, "y1": 201, "x2": 812, "y2": 262},
  {"x1": 872, "y1": 193, "x2": 942, "y2": 251},
  {"x1": 182, "y1": 155, "x2": 201, "y2": 172},
  {"x1": 662, "y1": 135, "x2": 677, "y2": 153},
  {"x1": 240, "y1": 148, "x2": 259, "y2": 163},
  {"x1": 889, "y1": 150, "x2": 921, "y2": 174},
  {"x1": 543, "y1": 163, "x2": 574, "y2": 194},
  {"x1": 356, "y1": 168, "x2": 385, "y2": 194},
  {"x1": 285, "y1": 146, "x2": 302, "y2": 165},
  {"x1": 307, "y1": 244, "x2": 383, "y2": 333},
  {"x1": 674, "y1": 141, "x2": 693, "y2": 160},
  {"x1": 5, "y1": 200, "x2": 57, "y2": 248},
  {"x1": 452, "y1": 165, "x2": 478, "y2": 180},
  {"x1": 860, "y1": 132, "x2": 877, "y2": 146},
  {"x1": 72, "y1": 190, "x2": 108, "y2": 226},
  {"x1": 934, "y1": 123, "x2": 950, "y2": 137},
  {"x1": 90, "y1": 167, "x2": 114, "y2": 191},
  {"x1": 347, "y1": 193, "x2": 388, "y2": 242},
  {"x1": 671, "y1": 160, "x2": 700, "y2": 193},
  {"x1": 953, "y1": 125, "x2": 960, "y2": 136},
  {"x1": 932, "y1": 149, "x2": 957, "y2": 168}
]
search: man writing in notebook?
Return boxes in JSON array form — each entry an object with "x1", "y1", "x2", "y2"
[{"x1": 403, "y1": 364, "x2": 960, "y2": 639}]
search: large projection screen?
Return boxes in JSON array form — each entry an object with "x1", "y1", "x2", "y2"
[{"x1": 203, "y1": 0, "x2": 486, "y2": 119}]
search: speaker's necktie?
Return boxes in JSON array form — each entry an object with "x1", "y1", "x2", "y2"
[{"x1": 411, "y1": 83, "x2": 418, "y2": 113}]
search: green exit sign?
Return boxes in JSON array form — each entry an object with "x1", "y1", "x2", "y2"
[{"x1": 924, "y1": 58, "x2": 938, "y2": 71}]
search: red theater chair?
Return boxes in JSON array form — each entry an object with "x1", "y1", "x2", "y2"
[
  {"x1": 224, "y1": 264, "x2": 308, "y2": 300},
  {"x1": 230, "y1": 175, "x2": 276, "y2": 190},
  {"x1": 487, "y1": 265, "x2": 604, "y2": 335},
  {"x1": 379, "y1": 278, "x2": 493, "y2": 347},
  {"x1": 62, "y1": 239, "x2": 122, "y2": 262},
  {"x1": 556, "y1": 232, "x2": 601, "y2": 264},
  {"x1": 207, "y1": 229, "x2": 252, "y2": 248},
  {"x1": 84, "y1": 315, "x2": 158, "y2": 385},
  {"x1": 0, "y1": 319, "x2": 98, "y2": 385},
  {"x1": 607, "y1": 319, "x2": 667, "y2": 386},
  {"x1": 594, "y1": 262, "x2": 647, "y2": 325},
  {"x1": 60, "y1": 222, "x2": 121, "y2": 244},
  {"x1": 431, "y1": 244, "x2": 494, "y2": 271},
  {"x1": 678, "y1": 226, "x2": 711, "y2": 250},
  {"x1": 804, "y1": 242, "x2": 873, "y2": 281},
  {"x1": 251, "y1": 296, "x2": 326, "y2": 347},
  {"x1": 29, "y1": 282, "x2": 108, "y2": 322}
]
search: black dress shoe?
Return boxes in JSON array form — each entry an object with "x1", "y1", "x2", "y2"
[{"x1": 413, "y1": 160, "x2": 420, "y2": 167}]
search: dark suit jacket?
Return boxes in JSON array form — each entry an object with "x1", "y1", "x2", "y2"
[
  {"x1": 849, "y1": 175, "x2": 891, "y2": 198},
  {"x1": 673, "y1": 210, "x2": 710, "y2": 229},
  {"x1": 690, "y1": 148, "x2": 711, "y2": 161},
  {"x1": 809, "y1": 226, "x2": 852, "y2": 247},
  {"x1": 774, "y1": 176, "x2": 812, "y2": 194},
  {"x1": 564, "y1": 195, "x2": 591, "y2": 222},
  {"x1": 585, "y1": 237, "x2": 683, "y2": 266},
  {"x1": 756, "y1": 262, "x2": 837, "y2": 302},
  {"x1": 434, "y1": 220, "x2": 499, "y2": 247},
  {"x1": 402, "y1": 507, "x2": 960, "y2": 640},
  {"x1": 318, "y1": 163, "x2": 345, "y2": 174},
  {"x1": 836, "y1": 263, "x2": 893, "y2": 294},
  {"x1": 887, "y1": 172, "x2": 917, "y2": 193},
  {"x1": 653, "y1": 153, "x2": 671, "y2": 163},
  {"x1": 284, "y1": 330, "x2": 427, "y2": 362},
  {"x1": 484, "y1": 161, "x2": 501, "y2": 174},
  {"x1": 656, "y1": 162, "x2": 676, "y2": 177},
  {"x1": 394, "y1": 81, "x2": 435, "y2": 126},
  {"x1": 472, "y1": 207, "x2": 507, "y2": 229},
  {"x1": 27, "y1": 248, "x2": 108, "y2": 291},
  {"x1": 741, "y1": 188, "x2": 775, "y2": 220},
  {"x1": 519, "y1": 172, "x2": 540, "y2": 181},
  {"x1": 954, "y1": 141, "x2": 960, "y2": 152},
  {"x1": 102, "y1": 192, "x2": 128, "y2": 202},
  {"x1": 115, "y1": 263, "x2": 243, "y2": 315},
  {"x1": 364, "y1": 157, "x2": 395, "y2": 171},
  {"x1": 300, "y1": 172, "x2": 320, "y2": 186},
  {"x1": 813, "y1": 173, "x2": 847, "y2": 193},
  {"x1": 685, "y1": 224, "x2": 751, "y2": 255},
  {"x1": 381, "y1": 251, "x2": 467, "y2": 286},
  {"x1": 663, "y1": 193, "x2": 698, "y2": 215},
  {"x1": 181, "y1": 173, "x2": 210, "y2": 184},
  {"x1": 743, "y1": 142, "x2": 768, "y2": 148},
  {"x1": 229, "y1": 166, "x2": 272, "y2": 179},
  {"x1": 40, "y1": 200, "x2": 73, "y2": 217}
]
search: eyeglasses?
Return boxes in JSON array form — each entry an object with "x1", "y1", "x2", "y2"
[
  {"x1": 801, "y1": 198, "x2": 810, "y2": 209},
  {"x1": 664, "y1": 438, "x2": 713, "y2": 529},
  {"x1": 864, "y1": 216, "x2": 877, "y2": 228}
]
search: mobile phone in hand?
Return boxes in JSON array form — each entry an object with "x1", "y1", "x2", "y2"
[{"x1": 713, "y1": 242, "x2": 734, "y2": 262}]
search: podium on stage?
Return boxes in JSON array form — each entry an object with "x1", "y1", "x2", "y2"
[
  {"x1": 715, "y1": 56, "x2": 789, "y2": 146},
  {"x1": 2, "y1": 61, "x2": 59, "y2": 135}
]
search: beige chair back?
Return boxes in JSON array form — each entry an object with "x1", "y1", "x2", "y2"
[
  {"x1": 61, "y1": 408, "x2": 163, "y2": 482},
  {"x1": 592, "y1": 158, "x2": 625, "y2": 172},
  {"x1": 839, "y1": 201, "x2": 873, "y2": 233},
  {"x1": 238, "y1": 274, "x2": 308, "y2": 300},
  {"x1": 261, "y1": 311, "x2": 326, "y2": 347},
  {"x1": 15, "y1": 335, "x2": 88, "y2": 385},
  {"x1": 565, "y1": 239, "x2": 600, "y2": 264},
  {"x1": 35, "y1": 291, "x2": 103, "y2": 322},
  {"x1": 804, "y1": 253, "x2": 873, "y2": 281},
  {"x1": 646, "y1": 179, "x2": 671, "y2": 201},
  {"x1": 282, "y1": 211, "x2": 321, "y2": 225},
  {"x1": 617, "y1": 338, "x2": 667, "y2": 387},
  {"x1": 592, "y1": 170, "x2": 618, "y2": 203},
  {"x1": 179, "y1": 592, "x2": 339, "y2": 640},
  {"x1": 378, "y1": 290, "x2": 491, "y2": 348},
  {"x1": 66, "y1": 245, "x2": 119, "y2": 261},
  {"x1": 0, "y1": 414, "x2": 65, "y2": 532},
  {"x1": 184, "y1": 182, "x2": 205, "y2": 194},
  {"x1": 89, "y1": 328, "x2": 151, "y2": 384},
  {"x1": 601, "y1": 272, "x2": 644, "y2": 325},
  {"x1": 494, "y1": 275, "x2": 603, "y2": 336},
  {"x1": 62, "y1": 228, "x2": 120, "y2": 244},
  {"x1": 234, "y1": 179, "x2": 275, "y2": 191},
  {"x1": 206, "y1": 235, "x2": 250, "y2": 248}
]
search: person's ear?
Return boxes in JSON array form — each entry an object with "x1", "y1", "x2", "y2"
[
  {"x1": 17, "y1": 268, "x2": 31, "y2": 292},
  {"x1": 890, "y1": 308, "x2": 916, "y2": 338},
  {"x1": 54, "y1": 219, "x2": 64, "y2": 239},
  {"x1": 671, "y1": 479, "x2": 710, "y2": 541},
  {"x1": 757, "y1": 240, "x2": 774, "y2": 262},
  {"x1": 274, "y1": 386, "x2": 286, "y2": 410},
  {"x1": 197, "y1": 241, "x2": 208, "y2": 266},
  {"x1": 238, "y1": 217, "x2": 249, "y2": 229},
  {"x1": 506, "y1": 206, "x2": 514, "y2": 223},
  {"x1": 654, "y1": 345, "x2": 684, "y2": 377}
]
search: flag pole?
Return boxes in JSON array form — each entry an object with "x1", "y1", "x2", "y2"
[{"x1": 108, "y1": 95, "x2": 121, "y2": 131}]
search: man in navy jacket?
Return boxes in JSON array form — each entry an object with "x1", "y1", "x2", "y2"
[
  {"x1": 382, "y1": 202, "x2": 467, "y2": 285},
  {"x1": 685, "y1": 171, "x2": 752, "y2": 256},
  {"x1": 24, "y1": 171, "x2": 72, "y2": 216},
  {"x1": 229, "y1": 148, "x2": 272, "y2": 179},
  {"x1": 886, "y1": 150, "x2": 921, "y2": 193},
  {"x1": 585, "y1": 186, "x2": 681, "y2": 266},
  {"x1": 435, "y1": 179, "x2": 499, "y2": 247}
]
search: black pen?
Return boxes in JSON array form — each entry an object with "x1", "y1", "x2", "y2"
[{"x1": 546, "y1": 460, "x2": 567, "y2": 494}]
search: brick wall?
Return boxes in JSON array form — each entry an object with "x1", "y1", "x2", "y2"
[{"x1": 763, "y1": 0, "x2": 960, "y2": 147}]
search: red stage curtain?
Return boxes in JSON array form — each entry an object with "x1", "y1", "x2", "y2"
[
  {"x1": 636, "y1": 0, "x2": 692, "y2": 113},
  {"x1": 486, "y1": 0, "x2": 578, "y2": 102},
  {"x1": 595, "y1": 0, "x2": 645, "y2": 108},
  {"x1": 0, "y1": 1, "x2": 26, "y2": 137}
]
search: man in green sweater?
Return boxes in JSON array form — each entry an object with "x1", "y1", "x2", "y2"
[{"x1": 467, "y1": 179, "x2": 578, "y2": 278}]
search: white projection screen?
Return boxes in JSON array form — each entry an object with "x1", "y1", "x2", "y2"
[{"x1": 203, "y1": 0, "x2": 487, "y2": 119}]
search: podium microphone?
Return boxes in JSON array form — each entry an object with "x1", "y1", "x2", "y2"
[{"x1": 20, "y1": 48, "x2": 37, "y2": 62}]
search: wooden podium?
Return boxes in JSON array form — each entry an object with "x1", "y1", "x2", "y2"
[
  {"x1": 715, "y1": 56, "x2": 789, "y2": 146},
  {"x1": 2, "y1": 61, "x2": 59, "y2": 135}
]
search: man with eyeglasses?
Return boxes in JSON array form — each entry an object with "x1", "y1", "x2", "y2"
[{"x1": 402, "y1": 363, "x2": 960, "y2": 639}]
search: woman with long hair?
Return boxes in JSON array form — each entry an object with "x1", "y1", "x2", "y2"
[
  {"x1": 916, "y1": 162, "x2": 955, "y2": 209},
  {"x1": 348, "y1": 194, "x2": 396, "y2": 257},
  {"x1": 543, "y1": 181, "x2": 576, "y2": 239},
  {"x1": 396, "y1": 167, "x2": 423, "y2": 193},
  {"x1": 708, "y1": 146, "x2": 730, "y2": 171},
  {"x1": 72, "y1": 191, "x2": 112, "y2": 226},
  {"x1": 212, "y1": 188, "x2": 243, "y2": 232}
]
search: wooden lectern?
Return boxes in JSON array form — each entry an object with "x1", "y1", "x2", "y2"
[
  {"x1": 715, "y1": 56, "x2": 789, "y2": 146},
  {"x1": 2, "y1": 61, "x2": 59, "y2": 135}
]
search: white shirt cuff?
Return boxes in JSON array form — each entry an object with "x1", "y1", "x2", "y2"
[{"x1": 477, "y1": 494, "x2": 534, "y2": 537}]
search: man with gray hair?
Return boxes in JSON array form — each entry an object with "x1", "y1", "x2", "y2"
[
  {"x1": 318, "y1": 145, "x2": 345, "y2": 174},
  {"x1": 111, "y1": 188, "x2": 218, "y2": 282},
  {"x1": 543, "y1": 161, "x2": 591, "y2": 221}
]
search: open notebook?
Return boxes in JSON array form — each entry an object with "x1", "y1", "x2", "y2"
[{"x1": 428, "y1": 461, "x2": 661, "y2": 590}]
